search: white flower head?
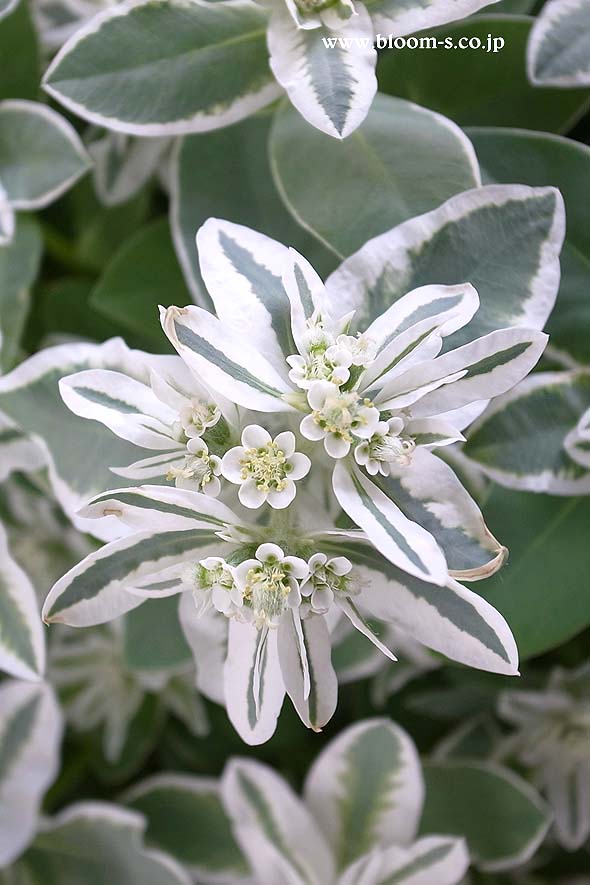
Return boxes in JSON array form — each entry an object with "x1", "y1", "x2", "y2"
[
  {"x1": 285, "y1": 0, "x2": 357, "y2": 29},
  {"x1": 300, "y1": 380, "x2": 381, "y2": 459},
  {"x1": 355, "y1": 417, "x2": 416, "y2": 476},
  {"x1": 167, "y1": 437, "x2": 222, "y2": 496},
  {"x1": 221, "y1": 424, "x2": 311, "y2": 509},
  {"x1": 286, "y1": 315, "x2": 354, "y2": 389},
  {"x1": 300, "y1": 552, "x2": 355, "y2": 615},
  {"x1": 233, "y1": 543, "x2": 309, "y2": 629},
  {"x1": 337, "y1": 332, "x2": 378, "y2": 367},
  {"x1": 174, "y1": 398, "x2": 221, "y2": 440},
  {"x1": 184, "y1": 556, "x2": 243, "y2": 618}
]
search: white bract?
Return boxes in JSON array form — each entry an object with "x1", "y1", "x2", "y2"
[
  {"x1": 498, "y1": 662, "x2": 590, "y2": 851},
  {"x1": 45, "y1": 214, "x2": 550, "y2": 744}
]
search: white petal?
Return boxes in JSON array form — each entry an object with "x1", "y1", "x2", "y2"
[
  {"x1": 324, "y1": 434, "x2": 351, "y2": 459},
  {"x1": 239, "y1": 479, "x2": 267, "y2": 509},
  {"x1": 267, "y1": 480, "x2": 297, "y2": 509},
  {"x1": 256, "y1": 543, "x2": 285, "y2": 563},
  {"x1": 287, "y1": 451, "x2": 311, "y2": 480},
  {"x1": 221, "y1": 447, "x2": 246, "y2": 483},
  {"x1": 274, "y1": 430, "x2": 296, "y2": 456},
  {"x1": 300, "y1": 414, "x2": 325, "y2": 441},
  {"x1": 242, "y1": 424, "x2": 272, "y2": 448}
]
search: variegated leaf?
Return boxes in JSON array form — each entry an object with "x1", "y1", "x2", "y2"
[
  {"x1": 339, "y1": 835, "x2": 469, "y2": 885},
  {"x1": 464, "y1": 370, "x2": 590, "y2": 493},
  {"x1": 222, "y1": 757, "x2": 335, "y2": 885},
  {"x1": 0, "y1": 680, "x2": 62, "y2": 866},
  {"x1": 527, "y1": 0, "x2": 590, "y2": 86},
  {"x1": 0, "y1": 523, "x2": 45, "y2": 680},
  {"x1": 303, "y1": 718, "x2": 424, "y2": 869},
  {"x1": 367, "y1": 0, "x2": 500, "y2": 35}
]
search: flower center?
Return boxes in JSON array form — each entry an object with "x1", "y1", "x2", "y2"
[
  {"x1": 243, "y1": 563, "x2": 291, "y2": 626},
  {"x1": 176, "y1": 399, "x2": 220, "y2": 438},
  {"x1": 313, "y1": 390, "x2": 374, "y2": 442},
  {"x1": 369, "y1": 434, "x2": 415, "y2": 465},
  {"x1": 240, "y1": 442, "x2": 291, "y2": 493}
]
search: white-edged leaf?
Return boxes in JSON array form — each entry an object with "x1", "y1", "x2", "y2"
[
  {"x1": 543, "y1": 761, "x2": 590, "y2": 851},
  {"x1": 222, "y1": 757, "x2": 335, "y2": 885},
  {"x1": 43, "y1": 0, "x2": 281, "y2": 135},
  {"x1": 420, "y1": 761, "x2": 552, "y2": 872},
  {"x1": 161, "y1": 304, "x2": 293, "y2": 412},
  {"x1": 0, "y1": 0, "x2": 18, "y2": 22},
  {"x1": 527, "y1": 0, "x2": 590, "y2": 86},
  {"x1": 377, "y1": 327, "x2": 547, "y2": 416},
  {"x1": 178, "y1": 593, "x2": 226, "y2": 704},
  {"x1": 268, "y1": 3, "x2": 377, "y2": 139},
  {"x1": 371, "y1": 448, "x2": 506, "y2": 580},
  {"x1": 0, "y1": 215, "x2": 42, "y2": 372},
  {"x1": 59, "y1": 368, "x2": 180, "y2": 450},
  {"x1": 0, "y1": 680, "x2": 62, "y2": 866},
  {"x1": 304, "y1": 718, "x2": 424, "y2": 869},
  {"x1": 16, "y1": 801, "x2": 192, "y2": 884},
  {"x1": 196, "y1": 218, "x2": 294, "y2": 371},
  {"x1": 89, "y1": 131, "x2": 170, "y2": 207},
  {"x1": 42, "y1": 528, "x2": 215, "y2": 627},
  {"x1": 0, "y1": 182, "x2": 14, "y2": 245},
  {"x1": 368, "y1": 0, "x2": 500, "y2": 35},
  {"x1": 0, "y1": 523, "x2": 45, "y2": 680},
  {"x1": 323, "y1": 537, "x2": 519, "y2": 675},
  {"x1": 123, "y1": 774, "x2": 250, "y2": 883},
  {"x1": 79, "y1": 484, "x2": 241, "y2": 533},
  {"x1": 0, "y1": 100, "x2": 90, "y2": 209},
  {"x1": 339, "y1": 835, "x2": 469, "y2": 885},
  {"x1": 464, "y1": 369, "x2": 590, "y2": 493},
  {"x1": 332, "y1": 462, "x2": 448, "y2": 586},
  {"x1": 565, "y1": 405, "x2": 590, "y2": 468},
  {"x1": 326, "y1": 185, "x2": 565, "y2": 343},
  {"x1": 0, "y1": 416, "x2": 45, "y2": 482},
  {"x1": 223, "y1": 620, "x2": 285, "y2": 746},
  {"x1": 278, "y1": 611, "x2": 337, "y2": 732}
]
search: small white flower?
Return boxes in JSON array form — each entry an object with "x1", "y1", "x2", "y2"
[
  {"x1": 174, "y1": 398, "x2": 221, "y2": 439},
  {"x1": 300, "y1": 380, "x2": 381, "y2": 459},
  {"x1": 221, "y1": 425, "x2": 311, "y2": 509},
  {"x1": 355, "y1": 417, "x2": 416, "y2": 476},
  {"x1": 300, "y1": 553, "x2": 354, "y2": 615},
  {"x1": 185, "y1": 556, "x2": 243, "y2": 618},
  {"x1": 336, "y1": 332, "x2": 378, "y2": 367},
  {"x1": 233, "y1": 543, "x2": 309, "y2": 629},
  {"x1": 167, "y1": 438, "x2": 222, "y2": 496}
]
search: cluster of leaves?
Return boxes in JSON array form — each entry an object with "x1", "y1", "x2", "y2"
[{"x1": 1, "y1": 0, "x2": 590, "y2": 883}]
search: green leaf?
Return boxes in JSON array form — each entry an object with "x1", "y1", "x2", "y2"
[
  {"x1": 464, "y1": 370, "x2": 590, "y2": 493},
  {"x1": 0, "y1": 523, "x2": 45, "y2": 680},
  {"x1": 0, "y1": 101, "x2": 90, "y2": 209},
  {"x1": 170, "y1": 109, "x2": 336, "y2": 305},
  {"x1": 420, "y1": 761, "x2": 551, "y2": 871},
  {"x1": 0, "y1": 0, "x2": 18, "y2": 21},
  {"x1": 467, "y1": 127, "x2": 590, "y2": 364},
  {"x1": 43, "y1": 0, "x2": 279, "y2": 135},
  {"x1": 378, "y1": 16, "x2": 590, "y2": 132},
  {"x1": 124, "y1": 774, "x2": 250, "y2": 881},
  {"x1": 0, "y1": 215, "x2": 43, "y2": 371},
  {"x1": 527, "y1": 0, "x2": 590, "y2": 87},
  {"x1": 13, "y1": 803, "x2": 191, "y2": 885},
  {"x1": 478, "y1": 484, "x2": 590, "y2": 659},
  {"x1": 123, "y1": 596, "x2": 192, "y2": 674},
  {"x1": 270, "y1": 93, "x2": 480, "y2": 259},
  {"x1": 0, "y1": 0, "x2": 39, "y2": 102},
  {"x1": 90, "y1": 219, "x2": 192, "y2": 350}
]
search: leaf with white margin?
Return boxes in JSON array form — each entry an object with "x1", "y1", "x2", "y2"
[
  {"x1": 43, "y1": 0, "x2": 281, "y2": 136},
  {"x1": 464, "y1": 370, "x2": 590, "y2": 494},
  {"x1": 326, "y1": 185, "x2": 565, "y2": 344},
  {"x1": 332, "y1": 462, "x2": 448, "y2": 586},
  {"x1": 0, "y1": 680, "x2": 62, "y2": 866},
  {"x1": 222, "y1": 757, "x2": 335, "y2": 885},
  {"x1": 178, "y1": 593, "x2": 226, "y2": 704},
  {"x1": 367, "y1": 0, "x2": 500, "y2": 35},
  {"x1": 0, "y1": 0, "x2": 19, "y2": 22},
  {"x1": 161, "y1": 305, "x2": 293, "y2": 412},
  {"x1": 0, "y1": 215, "x2": 42, "y2": 372},
  {"x1": 304, "y1": 718, "x2": 424, "y2": 870},
  {"x1": 196, "y1": 218, "x2": 295, "y2": 371},
  {"x1": 123, "y1": 774, "x2": 251, "y2": 883},
  {"x1": 268, "y1": 3, "x2": 377, "y2": 140},
  {"x1": 320, "y1": 536, "x2": 519, "y2": 675},
  {"x1": 339, "y1": 835, "x2": 469, "y2": 885},
  {"x1": 223, "y1": 620, "x2": 285, "y2": 746},
  {"x1": 0, "y1": 182, "x2": 14, "y2": 245},
  {"x1": 0, "y1": 417, "x2": 44, "y2": 482},
  {"x1": 420, "y1": 761, "x2": 551, "y2": 872},
  {"x1": 59, "y1": 368, "x2": 180, "y2": 450},
  {"x1": 42, "y1": 528, "x2": 218, "y2": 627},
  {"x1": 89, "y1": 131, "x2": 170, "y2": 207},
  {"x1": 565, "y1": 405, "x2": 590, "y2": 468},
  {"x1": 12, "y1": 802, "x2": 192, "y2": 885},
  {"x1": 378, "y1": 328, "x2": 547, "y2": 416},
  {"x1": 371, "y1": 448, "x2": 506, "y2": 580},
  {"x1": 0, "y1": 100, "x2": 90, "y2": 209},
  {"x1": 270, "y1": 94, "x2": 480, "y2": 259},
  {"x1": 0, "y1": 339, "x2": 172, "y2": 541},
  {"x1": 527, "y1": 0, "x2": 590, "y2": 86},
  {"x1": 0, "y1": 523, "x2": 45, "y2": 680},
  {"x1": 542, "y1": 760, "x2": 590, "y2": 851},
  {"x1": 278, "y1": 611, "x2": 337, "y2": 732}
]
